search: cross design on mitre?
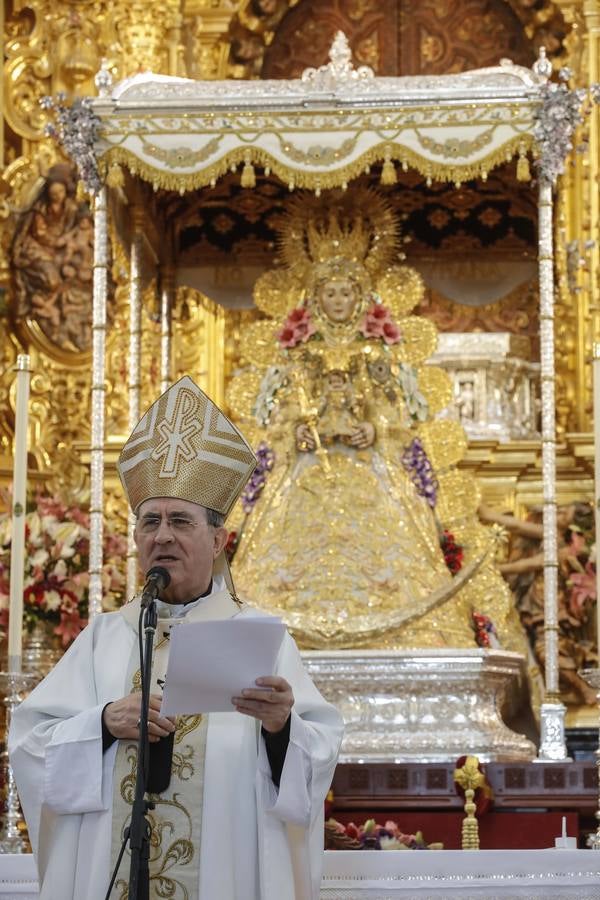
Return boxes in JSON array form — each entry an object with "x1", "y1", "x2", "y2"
[{"x1": 151, "y1": 388, "x2": 201, "y2": 477}]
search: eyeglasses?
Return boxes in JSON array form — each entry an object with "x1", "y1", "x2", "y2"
[{"x1": 137, "y1": 514, "x2": 206, "y2": 535}]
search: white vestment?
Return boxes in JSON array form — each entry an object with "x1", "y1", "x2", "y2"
[{"x1": 9, "y1": 583, "x2": 343, "y2": 900}]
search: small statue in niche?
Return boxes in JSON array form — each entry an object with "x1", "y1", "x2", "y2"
[
  {"x1": 457, "y1": 379, "x2": 475, "y2": 423},
  {"x1": 11, "y1": 165, "x2": 102, "y2": 353}
]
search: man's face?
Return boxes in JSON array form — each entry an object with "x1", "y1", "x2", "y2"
[{"x1": 134, "y1": 497, "x2": 228, "y2": 604}]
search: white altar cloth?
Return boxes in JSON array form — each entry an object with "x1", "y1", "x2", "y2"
[
  {"x1": 321, "y1": 849, "x2": 600, "y2": 898},
  {"x1": 1, "y1": 850, "x2": 599, "y2": 899}
]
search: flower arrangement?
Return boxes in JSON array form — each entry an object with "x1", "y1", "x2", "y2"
[
  {"x1": 440, "y1": 530, "x2": 464, "y2": 574},
  {"x1": 401, "y1": 437, "x2": 438, "y2": 508},
  {"x1": 0, "y1": 494, "x2": 127, "y2": 648},
  {"x1": 472, "y1": 612, "x2": 500, "y2": 649},
  {"x1": 325, "y1": 817, "x2": 443, "y2": 850},
  {"x1": 277, "y1": 307, "x2": 316, "y2": 349},
  {"x1": 359, "y1": 303, "x2": 402, "y2": 345},
  {"x1": 241, "y1": 443, "x2": 275, "y2": 513},
  {"x1": 252, "y1": 365, "x2": 289, "y2": 426},
  {"x1": 395, "y1": 362, "x2": 429, "y2": 422}
]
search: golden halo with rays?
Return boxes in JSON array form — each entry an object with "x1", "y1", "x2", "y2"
[
  {"x1": 375, "y1": 265, "x2": 425, "y2": 318},
  {"x1": 277, "y1": 186, "x2": 400, "y2": 285},
  {"x1": 253, "y1": 268, "x2": 305, "y2": 319}
]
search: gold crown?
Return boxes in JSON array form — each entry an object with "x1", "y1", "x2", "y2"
[
  {"x1": 279, "y1": 188, "x2": 399, "y2": 281},
  {"x1": 118, "y1": 376, "x2": 256, "y2": 518}
]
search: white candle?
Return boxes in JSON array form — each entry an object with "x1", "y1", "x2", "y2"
[
  {"x1": 593, "y1": 344, "x2": 600, "y2": 660},
  {"x1": 7, "y1": 355, "x2": 31, "y2": 673}
]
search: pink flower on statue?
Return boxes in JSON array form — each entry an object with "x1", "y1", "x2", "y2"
[
  {"x1": 277, "y1": 307, "x2": 317, "y2": 349},
  {"x1": 359, "y1": 304, "x2": 402, "y2": 345},
  {"x1": 382, "y1": 320, "x2": 402, "y2": 345}
]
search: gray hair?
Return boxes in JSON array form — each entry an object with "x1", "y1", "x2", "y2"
[{"x1": 205, "y1": 506, "x2": 225, "y2": 528}]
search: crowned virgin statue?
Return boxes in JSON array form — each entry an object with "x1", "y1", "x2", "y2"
[{"x1": 227, "y1": 189, "x2": 527, "y2": 655}]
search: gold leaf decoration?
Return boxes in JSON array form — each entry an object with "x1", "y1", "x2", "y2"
[
  {"x1": 435, "y1": 470, "x2": 481, "y2": 522},
  {"x1": 237, "y1": 320, "x2": 280, "y2": 369},
  {"x1": 393, "y1": 317, "x2": 437, "y2": 365},
  {"x1": 376, "y1": 265, "x2": 424, "y2": 318},
  {"x1": 418, "y1": 420, "x2": 468, "y2": 471},
  {"x1": 417, "y1": 365, "x2": 453, "y2": 414},
  {"x1": 225, "y1": 370, "x2": 261, "y2": 422},
  {"x1": 253, "y1": 268, "x2": 303, "y2": 320}
]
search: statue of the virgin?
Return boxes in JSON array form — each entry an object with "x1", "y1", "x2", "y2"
[{"x1": 227, "y1": 188, "x2": 527, "y2": 656}]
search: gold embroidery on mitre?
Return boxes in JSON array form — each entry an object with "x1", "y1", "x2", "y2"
[{"x1": 118, "y1": 376, "x2": 256, "y2": 516}]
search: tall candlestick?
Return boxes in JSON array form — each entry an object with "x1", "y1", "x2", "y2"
[
  {"x1": 8, "y1": 355, "x2": 31, "y2": 674},
  {"x1": 593, "y1": 343, "x2": 600, "y2": 654}
]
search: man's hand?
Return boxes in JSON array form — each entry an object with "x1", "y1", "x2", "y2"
[
  {"x1": 232, "y1": 676, "x2": 294, "y2": 733},
  {"x1": 102, "y1": 692, "x2": 176, "y2": 744}
]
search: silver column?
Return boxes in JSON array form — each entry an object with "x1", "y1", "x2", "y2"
[{"x1": 89, "y1": 186, "x2": 108, "y2": 619}]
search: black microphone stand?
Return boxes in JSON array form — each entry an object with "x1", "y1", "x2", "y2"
[
  {"x1": 105, "y1": 597, "x2": 158, "y2": 900},
  {"x1": 127, "y1": 596, "x2": 157, "y2": 900}
]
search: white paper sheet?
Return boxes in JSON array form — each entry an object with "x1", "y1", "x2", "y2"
[{"x1": 160, "y1": 617, "x2": 286, "y2": 715}]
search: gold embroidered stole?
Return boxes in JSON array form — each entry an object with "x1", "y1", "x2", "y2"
[{"x1": 110, "y1": 589, "x2": 241, "y2": 900}]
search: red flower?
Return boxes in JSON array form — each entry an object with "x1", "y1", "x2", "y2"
[
  {"x1": 287, "y1": 308, "x2": 307, "y2": 324},
  {"x1": 440, "y1": 530, "x2": 464, "y2": 574},
  {"x1": 359, "y1": 304, "x2": 402, "y2": 344},
  {"x1": 382, "y1": 320, "x2": 402, "y2": 345},
  {"x1": 370, "y1": 305, "x2": 390, "y2": 321},
  {"x1": 277, "y1": 307, "x2": 316, "y2": 349},
  {"x1": 54, "y1": 609, "x2": 87, "y2": 647}
]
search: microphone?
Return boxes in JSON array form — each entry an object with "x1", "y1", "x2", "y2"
[{"x1": 140, "y1": 566, "x2": 171, "y2": 608}]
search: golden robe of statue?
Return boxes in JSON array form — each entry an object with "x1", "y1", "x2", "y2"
[{"x1": 227, "y1": 189, "x2": 527, "y2": 655}]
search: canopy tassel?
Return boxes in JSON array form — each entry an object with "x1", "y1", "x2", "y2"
[
  {"x1": 241, "y1": 153, "x2": 256, "y2": 188},
  {"x1": 380, "y1": 146, "x2": 397, "y2": 185},
  {"x1": 516, "y1": 144, "x2": 531, "y2": 182},
  {"x1": 106, "y1": 164, "x2": 125, "y2": 189}
]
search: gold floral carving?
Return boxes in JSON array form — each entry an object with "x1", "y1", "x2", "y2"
[
  {"x1": 417, "y1": 419, "x2": 468, "y2": 471},
  {"x1": 435, "y1": 470, "x2": 482, "y2": 522},
  {"x1": 140, "y1": 136, "x2": 223, "y2": 170},
  {"x1": 393, "y1": 316, "x2": 438, "y2": 365},
  {"x1": 253, "y1": 268, "x2": 304, "y2": 319},
  {"x1": 277, "y1": 134, "x2": 358, "y2": 166},
  {"x1": 238, "y1": 319, "x2": 279, "y2": 369},
  {"x1": 99, "y1": 133, "x2": 533, "y2": 195},
  {"x1": 415, "y1": 126, "x2": 496, "y2": 159},
  {"x1": 224, "y1": 370, "x2": 262, "y2": 423},
  {"x1": 375, "y1": 266, "x2": 423, "y2": 317},
  {"x1": 416, "y1": 365, "x2": 453, "y2": 414}
]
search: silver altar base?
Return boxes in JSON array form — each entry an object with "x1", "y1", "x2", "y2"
[{"x1": 301, "y1": 648, "x2": 536, "y2": 763}]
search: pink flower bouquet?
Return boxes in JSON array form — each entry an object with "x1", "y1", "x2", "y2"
[
  {"x1": 277, "y1": 307, "x2": 317, "y2": 349},
  {"x1": 359, "y1": 304, "x2": 402, "y2": 345},
  {"x1": 0, "y1": 494, "x2": 127, "y2": 648}
]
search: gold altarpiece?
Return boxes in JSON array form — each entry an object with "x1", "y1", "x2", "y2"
[{"x1": 1, "y1": 0, "x2": 600, "y2": 744}]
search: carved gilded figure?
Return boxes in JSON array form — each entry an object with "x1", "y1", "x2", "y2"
[
  {"x1": 227, "y1": 189, "x2": 529, "y2": 656},
  {"x1": 479, "y1": 502, "x2": 598, "y2": 706},
  {"x1": 11, "y1": 165, "x2": 96, "y2": 352}
]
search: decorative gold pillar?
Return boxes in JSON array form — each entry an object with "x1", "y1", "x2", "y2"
[
  {"x1": 584, "y1": 1, "x2": 600, "y2": 386},
  {"x1": 126, "y1": 209, "x2": 144, "y2": 599},
  {"x1": 89, "y1": 186, "x2": 109, "y2": 619}
]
